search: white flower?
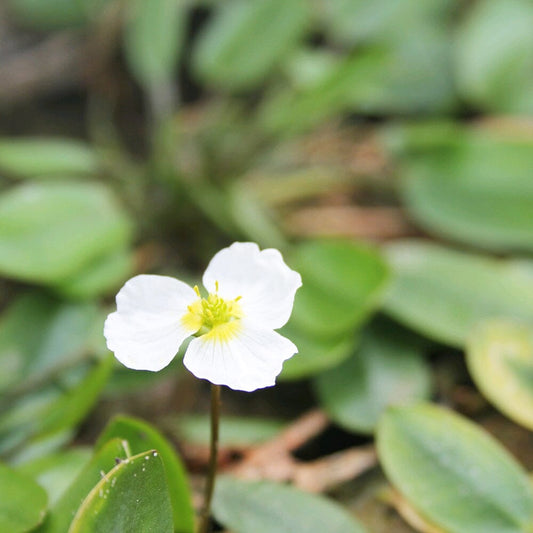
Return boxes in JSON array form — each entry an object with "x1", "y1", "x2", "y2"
[{"x1": 104, "y1": 242, "x2": 302, "y2": 392}]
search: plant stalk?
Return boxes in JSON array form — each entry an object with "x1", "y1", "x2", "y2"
[{"x1": 198, "y1": 384, "x2": 221, "y2": 533}]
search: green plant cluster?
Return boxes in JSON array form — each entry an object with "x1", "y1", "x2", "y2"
[{"x1": 1, "y1": 0, "x2": 533, "y2": 531}]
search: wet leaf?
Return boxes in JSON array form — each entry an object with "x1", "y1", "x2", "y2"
[
  {"x1": 96, "y1": 416, "x2": 194, "y2": 533},
  {"x1": 38, "y1": 438, "x2": 130, "y2": 533},
  {"x1": 68, "y1": 450, "x2": 174, "y2": 533}
]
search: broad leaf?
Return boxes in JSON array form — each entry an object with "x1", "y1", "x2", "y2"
[
  {"x1": 456, "y1": 0, "x2": 533, "y2": 113},
  {"x1": 0, "y1": 182, "x2": 132, "y2": 284},
  {"x1": 57, "y1": 248, "x2": 133, "y2": 299},
  {"x1": 124, "y1": 0, "x2": 185, "y2": 87},
  {"x1": 398, "y1": 127, "x2": 533, "y2": 252},
  {"x1": 39, "y1": 438, "x2": 130, "y2": 533},
  {"x1": 169, "y1": 415, "x2": 283, "y2": 447},
  {"x1": 288, "y1": 240, "x2": 388, "y2": 337},
  {"x1": 280, "y1": 325, "x2": 356, "y2": 380},
  {"x1": 213, "y1": 476, "x2": 367, "y2": 533},
  {"x1": 0, "y1": 138, "x2": 99, "y2": 178},
  {"x1": 467, "y1": 320, "x2": 533, "y2": 430},
  {"x1": 0, "y1": 462, "x2": 47, "y2": 533},
  {"x1": 0, "y1": 292, "x2": 99, "y2": 393},
  {"x1": 96, "y1": 415, "x2": 194, "y2": 533},
  {"x1": 383, "y1": 241, "x2": 533, "y2": 346},
  {"x1": 378, "y1": 404, "x2": 533, "y2": 533},
  {"x1": 193, "y1": 0, "x2": 309, "y2": 90},
  {"x1": 18, "y1": 448, "x2": 92, "y2": 506},
  {"x1": 68, "y1": 450, "x2": 174, "y2": 533},
  {"x1": 315, "y1": 320, "x2": 431, "y2": 433}
]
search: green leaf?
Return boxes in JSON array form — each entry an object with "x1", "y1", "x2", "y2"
[
  {"x1": 260, "y1": 50, "x2": 388, "y2": 135},
  {"x1": 289, "y1": 240, "x2": 389, "y2": 337},
  {"x1": 456, "y1": 0, "x2": 533, "y2": 113},
  {"x1": 56, "y1": 248, "x2": 133, "y2": 299},
  {"x1": 0, "y1": 138, "x2": 99, "y2": 178},
  {"x1": 68, "y1": 450, "x2": 174, "y2": 533},
  {"x1": 264, "y1": 27, "x2": 454, "y2": 134},
  {"x1": 124, "y1": 0, "x2": 185, "y2": 87},
  {"x1": 0, "y1": 182, "x2": 133, "y2": 284},
  {"x1": 0, "y1": 358, "x2": 113, "y2": 457},
  {"x1": 383, "y1": 241, "x2": 533, "y2": 346},
  {"x1": 193, "y1": 0, "x2": 309, "y2": 90},
  {"x1": 279, "y1": 324, "x2": 357, "y2": 380},
  {"x1": 377, "y1": 403, "x2": 533, "y2": 533},
  {"x1": 213, "y1": 476, "x2": 367, "y2": 533},
  {"x1": 38, "y1": 438, "x2": 129, "y2": 533},
  {"x1": 36, "y1": 357, "x2": 113, "y2": 438},
  {"x1": 169, "y1": 415, "x2": 284, "y2": 447},
  {"x1": 7, "y1": 0, "x2": 90, "y2": 29},
  {"x1": 322, "y1": 0, "x2": 456, "y2": 45},
  {"x1": 0, "y1": 462, "x2": 47, "y2": 533},
  {"x1": 95, "y1": 415, "x2": 194, "y2": 533},
  {"x1": 18, "y1": 448, "x2": 92, "y2": 506},
  {"x1": 0, "y1": 292, "x2": 98, "y2": 393},
  {"x1": 398, "y1": 127, "x2": 533, "y2": 252},
  {"x1": 467, "y1": 320, "x2": 533, "y2": 430},
  {"x1": 314, "y1": 320, "x2": 431, "y2": 433}
]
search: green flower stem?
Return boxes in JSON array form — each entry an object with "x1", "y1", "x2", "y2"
[{"x1": 198, "y1": 384, "x2": 221, "y2": 533}]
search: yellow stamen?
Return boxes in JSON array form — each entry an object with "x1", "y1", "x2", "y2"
[{"x1": 182, "y1": 282, "x2": 243, "y2": 341}]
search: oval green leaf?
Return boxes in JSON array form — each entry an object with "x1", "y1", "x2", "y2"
[
  {"x1": 399, "y1": 130, "x2": 533, "y2": 252},
  {"x1": 279, "y1": 324, "x2": 357, "y2": 380},
  {"x1": 314, "y1": 320, "x2": 431, "y2": 433},
  {"x1": 383, "y1": 241, "x2": 533, "y2": 346},
  {"x1": 68, "y1": 450, "x2": 173, "y2": 533},
  {"x1": 467, "y1": 320, "x2": 533, "y2": 430},
  {"x1": 193, "y1": 0, "x2": 309, "y2": 90},
  {"x1": 18, "y1": 448, "x2": 92, "y2": 506},
  {"x1": 0, "y1": 293, "x2": 96, "y2": 393},
  {"x1": 377, "y1": 403, "x2": 533, "y2": 533},
  {"x1": 0, "y1": 462, "x2": 47, "y2": 533},
  {"x1": 124, "y1": 0, "x2": 185, "y2": 87},
  {"x1": 96, "y1": 415, "x2": 194, "y2": 533},
  {"x1": 213, "y1": 476, "x2": 367, "y2": 533},
  {"x1": 0, "y1": 182, "x2": 132, "y2": 283},
  {"x1": 7, "y1": 0, "x2": 90, "y2": 29},
  {"x1": 56, "y1": 248, "x2": 133, "y2": 299},
  {"x1": 168, "y1": 415, "x2": 284, "y2": 448},
  {"x1": 39, "y1": 438, "x2": 129, "y2": 533},
  {"x1": 456, "y1": 0, "x2": 533, "y2": 113},
  {"x1": 36, "y1": 357, "x2": 113, "y2": 439},
  {"x1": 289, "y1": 240, "x2": 389, "y2": 337},
  {"x1": 0, "y1": 138, "x2": 99, "y2": 178}
]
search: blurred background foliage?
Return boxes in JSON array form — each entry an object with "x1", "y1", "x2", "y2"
[{"x1": 1, "y1": 0, "x2": 533, "y2": 532}]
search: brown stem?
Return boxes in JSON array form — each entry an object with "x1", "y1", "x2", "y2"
[{"x1": 198, "y1": 384, "x2": 221, "y2": 533}]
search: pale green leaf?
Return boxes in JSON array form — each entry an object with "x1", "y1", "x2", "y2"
[
  {"x1": 383, "y1": 241, "x2": 533, "y2": 346},
  {"x1": 467, "y1": 320, "x2": 533, "y2": 430},
  {"x1": 213, "y1": 476, "x2": 367, "y2": 533},
  {"x1": 68, "y1": 450, "x2": 173, "y2": 533},
  {"x1": 378, "y1": 403, "x2": 533, "y2": 533}
]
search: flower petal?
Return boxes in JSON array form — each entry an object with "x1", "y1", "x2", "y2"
[
  {"x1": 183, "y1": 322, "x2": 298, "y2": 391},
  {"x1": 104, "y1": 274, "x2": 198, "y2": 371},
  {"x1": 202, "y1": 242, "x2": 302, "y2": 329}
]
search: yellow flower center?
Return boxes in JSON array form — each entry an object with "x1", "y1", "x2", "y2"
[{"x1": 182, "y1": 282, "x2": 242, "y2": 341}]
